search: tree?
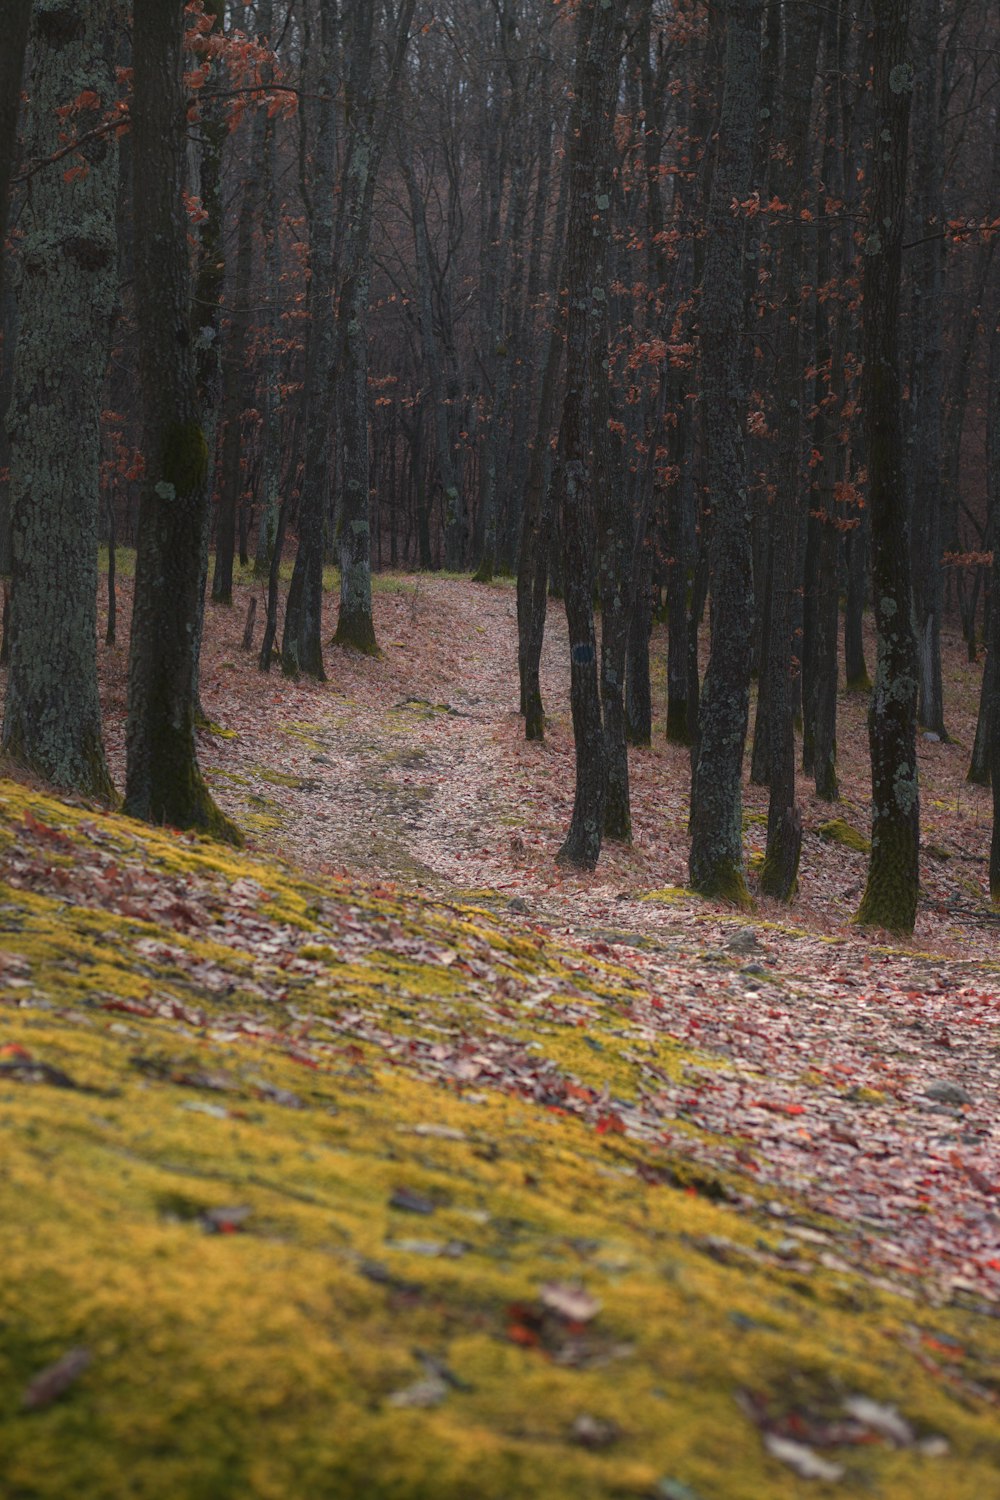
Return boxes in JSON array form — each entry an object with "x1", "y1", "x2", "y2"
[
  {"x1": 2, "y1": 0, "x2": 119, "y2": 799},
  {"x1": 554, "y1": 0, "x2": 626, "y2": 870},
  {"x1": 281, "y1": 0, "x2": 338, "y2": 681},
  {"x1": 907, "y1": 0, "x2": 947, "y2": 738},
  {"x1": 0, "y1": 0, "x2": 31, "y2": 309},
  {"x1": 125, "y1": 0, "x2": 240, "y2": 843},
  {"x1": 688, "y1": 0, "x2": 763, "y2": 905},
  {"x1": 855, "y1": 0, "x2": 919, "y2": 933},
  {"x1": 333, "y1": 0, "x2": 416, "y2": 655},
  {"x1": 758, "y1": 0, "x2": 823, "y2": 900}
]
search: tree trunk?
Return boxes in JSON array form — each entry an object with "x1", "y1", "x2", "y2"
[
  {"x1": 759, "y1": 0, "x2": 822, "y2": 899},
  {"x1": 0, "y1": 0, "x2": 30, "y2": 311},
  {"x1": 2, "y1": 0, "x2": 118, "y2": 799},
  {"x1": 855, "y1": 0, "x2": 919, "y2": 934},
  {"x1": 554, "y1": 0, "x2": 626, "y2": 870},
  {"x1": 402, "y1": 157, "x2": 465, "y2": 572},
  {"x1": 125, "y1": 0, "x2": 239, "y2": 843},
  {"x1": 282, "y1": 1, "x2": 337, "y2": 681},
  {"x1": 336, "y1": 0, "x2": 414, "y2": 654},
  {"x1": 213, "y1": 29, "x2": 270, "y2": 605},
  {"x1": 688, "y1": 0, "x2": 763, "y2": 906},
  {"x1": 907, "y1": 0, "x2": 946, "y2": 738}
]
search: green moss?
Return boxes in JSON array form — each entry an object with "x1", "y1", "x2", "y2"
[
  {"x1": 817, "y1": 818, "x2": 871, "y2": 854},
  {"x1": 690, "y1": 862, "x2": 753, "y2": 910},
  {"x1": 279, "y1": 722, "x2": 326, "y2": 751},
  {"x1": 0, "y1": 777, "x2": 999, "y2": 1497},
  {"x1": 254, "y1": 766, "x2": 311, "y2": 789}
]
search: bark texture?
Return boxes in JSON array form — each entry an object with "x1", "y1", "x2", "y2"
[
  {"x1": 125, "y1": 0, "x2": 240, "y2": 843},
  {"x1": 554, "y1": 0, "x2": 626, "y2": 870},
  {"x1": 855, "y1": 0, "x2": 919, "y2": 933},
  {"x1": 688, "y1": 0, "x2": 762, "y2": 905},
  {"x1": 3, "y1": 0, "x2": 118, "y2": 798}
]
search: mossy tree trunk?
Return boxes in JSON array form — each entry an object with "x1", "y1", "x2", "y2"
[
  {"x1": 125, "y1": 0, "x2": 240, "y2": 845},
  {"x1": 2, "y1": 0, "x2": 119, "y2": 800},
  {"x1": 688, "y1": 0, "x2": 763, "y2": 906},
  {"x1": 554, "y1": 0, "x2": 626, "y2": 871},
  {"x1": 855, "y1": 0, "x2": 919, "y2": 934}
]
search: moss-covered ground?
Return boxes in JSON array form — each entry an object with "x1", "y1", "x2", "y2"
[{"x1": 1, "y1": 778, "x2": 998, "y2": 1498}]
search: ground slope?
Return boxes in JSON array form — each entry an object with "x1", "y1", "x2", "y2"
[{"x1": 1, "y1": 779, "x2": 999, "y2": 1500}]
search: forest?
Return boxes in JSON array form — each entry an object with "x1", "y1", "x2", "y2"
[{"x1": 2, "y1": 1, "x2": 1000, "y2": 1496}]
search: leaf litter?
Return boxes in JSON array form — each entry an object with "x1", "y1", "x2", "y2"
[{"x1": 0, "y1": 576, "x2": 998, "y2": 1492}]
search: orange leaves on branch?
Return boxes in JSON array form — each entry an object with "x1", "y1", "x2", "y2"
[
  {"x1": 182, "y1": 191, "x2": 209, "y2": 225},
  {"x1": 56, "y1": 89, "x2": 103, "y2": 121}
]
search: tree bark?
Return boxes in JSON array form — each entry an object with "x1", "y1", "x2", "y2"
[
  {"x1": 125, "y1": 0, "x2": 240, "y2": 843},
  {"x1": 3, "y1": 0, "x2": 118, "y2": 799},
  {"x1": 333, "y1": 0, "x2": 414, "y2": 654},
  {"x1": 0, "y1": 0, "x2": 30, "y2": 311},
  {"x1": 855, "y1": 0, "x2": 919, "y2": 934},
  {"x1": 907, "y1": 0, "x2": 947, "y2": 738},
  {"x1": 688, "y1": 0, "x2": 763, "y2": 906},
  {"x1": 212, "y1": 13, "x2": 271, "y2": 605},
  {"x1": 554, "y1": 0, "x2": 626, "y2": 870},
  {"x1": 282, "y1": 0, "x2": 337, "y2": 680},
  {"x1": 759, "y1": 0, "x2": 822, "y2": 900}
]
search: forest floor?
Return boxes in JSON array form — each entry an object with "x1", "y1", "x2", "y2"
[{"x1": 1, "y1": 564, "x2": 1000, "y2": 1497}]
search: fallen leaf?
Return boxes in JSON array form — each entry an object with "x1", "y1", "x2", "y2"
[
  {"x1": 539, "y1": 1282, "x2": 601, "y2": 1324},
  {"x1": 763, "y1": 1434, "x2": 844, "y2": 1482},
  {"x1": 22, "y1": 1348, "x2": 92, "y2": 1411}
]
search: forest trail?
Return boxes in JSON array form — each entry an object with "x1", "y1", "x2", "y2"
[
  {"x1": 2, "y1": 574, "x2": 1000, "y2": 1495},
  {"x1": 182, "y1": 573, "x2": 1000, "y2": 960},
  {"x1": 133, "y1": 571, "x2": 1000, "y2": 1309}
]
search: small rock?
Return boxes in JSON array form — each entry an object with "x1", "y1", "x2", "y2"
[
  {"x1": 763, "y1": 1434, "x2": 844, "y2": 1482},
  {"x1": 387, "y1": 1374, "x2": 448, "y2": 1409},
  {"x1": 725, "y1": 928, "x2": 759, "y2": 956},
  {"x1": 570, "y1": 1413, "x2": 620, "y2": 1449},
  {"x1": 389, "y1": 1187, "x2": 437, "y2": 1215},
  {"x1": 922, "y1": 731, "x2": 941, "y2": 743},
  {"x1": 843, "y1": 1394, "x2": 914, "y2": 1447},
  {"x1": 22, "y1": 1348, "x2": 92, "y2": 1411},
  {"x1": 507, "y1": 897, "x2": 530, "y2": 914},
  {"x1": 540, "y1": 1282, "x2": 601, "y2": 1323},
  {"x1": 916, "y1": 1435, "x2": 950, "y2": 1457},
  {"x1": 923, "y1": 1081, "x2": 972, "y2": 1106}
]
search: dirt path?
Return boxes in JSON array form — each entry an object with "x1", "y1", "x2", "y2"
[{"x1": 149, "y1": 571, "x2": 1000, "y2": 1303}]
